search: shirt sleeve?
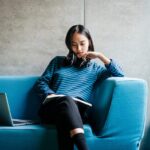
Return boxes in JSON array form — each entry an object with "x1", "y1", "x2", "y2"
[
  {"x1": 97, "y1": 59, "x2": 125, "y2": 81},
  {"x1": 34, "y1": 57, "x2": 57, "y2": 99}
]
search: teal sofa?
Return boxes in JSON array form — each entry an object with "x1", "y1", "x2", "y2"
[{"x1": 0, "y1": 76, "x2": 148, "y2": 150}]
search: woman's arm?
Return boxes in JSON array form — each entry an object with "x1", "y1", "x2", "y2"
[
  {"x1": 84, "y1": 51, "x2": 124, "y2": 78},
  {"x1": 34, "y1": 57, "x2": 57, "y2": 99}
]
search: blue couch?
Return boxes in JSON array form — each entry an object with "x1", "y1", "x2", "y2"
[{"x1": 0, "y1": 76, "x2": 148, "y2": 150}]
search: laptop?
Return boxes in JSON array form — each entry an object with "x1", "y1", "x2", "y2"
[{"x1": 0, "y1": 93, "x2": 37, "y2": 126}]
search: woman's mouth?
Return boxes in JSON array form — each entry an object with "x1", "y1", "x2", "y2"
[
  {"x1": 77, "y1": 53, "x2": 83, "y2": 57},
  {"x1": 77, "y1": 52, "x2": 84, "y2": 56}
]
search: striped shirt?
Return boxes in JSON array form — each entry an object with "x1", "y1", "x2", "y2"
[{"x1": 35, "y1": 56, "x2": 124, "y2": 102}]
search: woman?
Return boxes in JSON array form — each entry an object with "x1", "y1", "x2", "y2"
[{"x1": 35, "y1": 24, "x2": 124, "y2": 150}]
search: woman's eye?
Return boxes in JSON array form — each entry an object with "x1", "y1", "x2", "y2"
[{"x1": 72, "y1": 44, "x2": 77, "y2": 47}]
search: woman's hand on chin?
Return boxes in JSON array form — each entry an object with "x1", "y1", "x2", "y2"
[
  {"x1": 83, "y1": 52, "x2": 111, "y2": 65},
  {"x1": 83, "y1": 52, "x2": 100, "y2": 59}
]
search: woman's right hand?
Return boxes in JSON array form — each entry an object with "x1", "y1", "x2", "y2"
[
  {"x1": 47, "y1": 93, "x2": 65, "y2": 98},
  {"x1": 46, "y1": 94, "x2": 57, "y2": 98},
  {"x1": 49, "y1": 94, "x2": 56, "y2": 96}
]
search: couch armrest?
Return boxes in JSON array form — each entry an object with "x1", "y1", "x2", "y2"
[{"x1": 89, "y1": 77, "x2": 148, "y2": 140}]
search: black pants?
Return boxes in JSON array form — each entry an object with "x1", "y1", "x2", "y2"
[{"x1": 38, "y1": 96, "x2": 89, "y2": 150}]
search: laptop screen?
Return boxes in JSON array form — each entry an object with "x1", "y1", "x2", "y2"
[{"x1": 0, "y1": 93, "x2": 13, "y2": 126}]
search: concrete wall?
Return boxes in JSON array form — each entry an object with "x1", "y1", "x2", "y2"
[
  {"x1": 0, "y1": 0, "x2": 149, "y2": 149},
  {"x1": 0, "y1": 0, "x2": 84, "y2": 75}
]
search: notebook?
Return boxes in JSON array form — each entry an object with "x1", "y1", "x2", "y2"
[
  {"x1": 43, "y1": 94, "x2": 92, "y2": 107},
  {"x1": 0, "y1": 93, "x2": 36, "y2": 126}
]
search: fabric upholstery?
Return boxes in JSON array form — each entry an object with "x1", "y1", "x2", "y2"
[{"x1": 0, "y1": 76, "x2": 147, "y2": 150}]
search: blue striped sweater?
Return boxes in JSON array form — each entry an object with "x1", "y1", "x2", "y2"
[{"x1": 35, "y1": 56, "x2": 124, "y2": 102}]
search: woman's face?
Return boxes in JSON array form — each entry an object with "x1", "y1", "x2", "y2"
[{"x1": 71, "y1": 32, "x2": 89, "y2": 58}]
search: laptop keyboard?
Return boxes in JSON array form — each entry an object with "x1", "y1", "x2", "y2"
[{"x1": 12, "y1": 119, "x2": 35, "y2": 124}]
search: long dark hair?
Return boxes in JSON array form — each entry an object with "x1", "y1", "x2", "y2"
[
  {"x1": 65, "y1": 24, "x2": 94, "y2": 52},
  {"x1": 64, "y1": 25, "x2": 94, "y2": 67}
]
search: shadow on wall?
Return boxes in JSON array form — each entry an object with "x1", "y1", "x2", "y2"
[{"x1": 140, "y1": 125, "x2": 150, "y2": 150}]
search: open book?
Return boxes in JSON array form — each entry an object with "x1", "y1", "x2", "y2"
[{"x1": 43, "y1": 94, "x2": 92, "y2": 107}]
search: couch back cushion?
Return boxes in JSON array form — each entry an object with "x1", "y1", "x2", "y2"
[
  {"x1": 0, "y1": 76, "x2": 41, "y2": 120},
  {"x1": 88, "y1": 78, "x2": 115, "y2": 133},
  {"x1": 0, "y1": 76, "x2": 113, "y2": 125}
]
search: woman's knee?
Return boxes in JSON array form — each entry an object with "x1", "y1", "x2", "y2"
[
  {"x1": 61, "y1": 96, "x2": 76, "y2": 106},
  {"x1": 59, "y1": 96, "x2": 80, "y2": 116}
]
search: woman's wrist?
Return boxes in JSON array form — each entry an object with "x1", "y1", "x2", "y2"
[{"x1": 97, "y1": 52, "x2": 111, "y2": 65}]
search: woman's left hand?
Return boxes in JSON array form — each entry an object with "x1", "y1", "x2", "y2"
[
  {"x1": 83, "y1": 51, "x2": 111, "y2": 65},
  {"x1": 83, "y1": 51, "x2": 100, "y2": 59}
]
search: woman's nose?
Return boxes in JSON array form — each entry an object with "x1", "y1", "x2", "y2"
[{"x1": 77, "y1": 45, "x2": 82, "y2": 52}]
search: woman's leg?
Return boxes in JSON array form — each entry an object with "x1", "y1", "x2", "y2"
[
  {"x1": 38, "y1": 96, "x2": 89, "y2": 150},
  {"x1": 38, "y1": 97, "x2": 74, "y2": 150},
  {"x1": 56, "y1": 96, "x2": 89, "y2": 150},
  {"x1": 56, "y1": 123, "x2": 74, "y2": 150}
]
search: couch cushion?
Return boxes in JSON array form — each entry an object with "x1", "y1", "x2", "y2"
[
  {"x1": 0, "y1": 124, "x2": 93, "y2": 150},
  {"x1": 0, "y1": 76, "x2": 41, "y2": 120}
]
